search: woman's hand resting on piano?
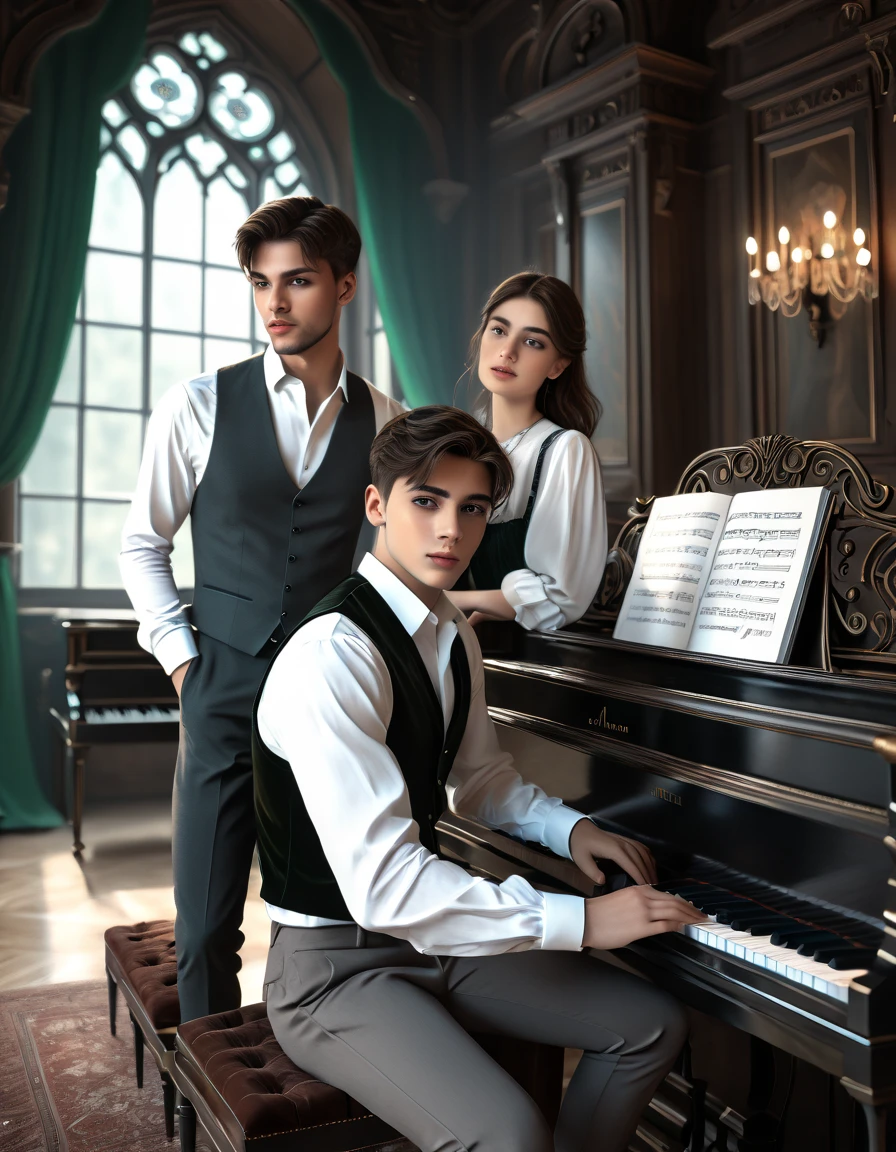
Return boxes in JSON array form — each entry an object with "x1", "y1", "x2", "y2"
[{"x1": 582, "y1": 886, "x2": 704, "y2": 950}]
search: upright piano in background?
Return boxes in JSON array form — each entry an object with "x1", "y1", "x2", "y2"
[
  {"x1": 50, "y1": 613, "x2": 179, "y2": 852},
  {"x1": 437, "y1": 436, "x2": 896, "y2": 1152}
]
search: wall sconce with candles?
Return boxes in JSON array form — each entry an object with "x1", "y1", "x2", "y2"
[{"x1": 745, "y1": 212, "x2": 876, "y2": 348}]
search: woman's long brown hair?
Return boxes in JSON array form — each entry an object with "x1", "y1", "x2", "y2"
[{"x1": 467, "y1": 271, "x2": 601, "y2": 438}]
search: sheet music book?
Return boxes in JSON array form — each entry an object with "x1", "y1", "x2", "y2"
[{"x1": 613, "y1": 486, "x2": 833, "y2": 663}]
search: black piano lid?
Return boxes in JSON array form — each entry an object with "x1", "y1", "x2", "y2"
[{"x1": 482, "y1": 628, "x2": 896, "y2": 815}]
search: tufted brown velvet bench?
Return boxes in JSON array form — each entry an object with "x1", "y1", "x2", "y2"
[
  {"x1": 171, "y1": 1002, "x2": 416, "y2": 1152},
  {"x1": 104, "y1": 920, "x2": 180, "y2": 1138}
]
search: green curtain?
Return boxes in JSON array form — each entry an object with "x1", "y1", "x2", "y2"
[
  {"x1": 0, "y1": 0, "x2": 151, "y2": 830},
  {"x1": 288, "y1": 0, "x2": 466, "y2": 409}
]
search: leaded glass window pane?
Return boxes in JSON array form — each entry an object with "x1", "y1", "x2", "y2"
[
  {"x1": 85, "y1": 325, "x2": 143, "y2": 409},
  {"x1": 204, "y1": 267, "x2": 251, "y2": 338},
  {"x1": 205, "y1": 175, "x2": 247, "y2": 265},
  {"x1": 151, "y1": 332, "x2": 203, "y2": 407},
  {"x1": 85, "y1": 251, "x2": 143, "y2": 325},
  {"x1": 117, "y1": 124, "x2": 148, "y2": 171},
  {"x1": 153, "y1": 258, "x2": 202, "y2": 331},
  {"x1": 154, "y1": 160, "x2": 202, "y2": 260},
  {"x1": 20, "y1": 499, "x2": 77, "y2": 587},
  {"x1": 132, "y1": 53, "x2": 200, "y2": 127},
  {"x1": 83, "y1": 411, "x2": 142, "y2": 498},
  {"x1": 210, "y1": 72, "x2": 273, "y2": 141},
  {"x1": 55, "y1": 326, "x2": 81, "y2": 403},
  {"x1": 20, "y1": 407, "x2": 78, "y2": 496},
  {"x1": 82, "y1": 502, "x2": 131, "y2": 587},
  {"x1": 88, "y1": 151, "x2": 143, "y2": 253},
  {"x1": 204, "y1": 338, "x2": 253, "y2": 374}
]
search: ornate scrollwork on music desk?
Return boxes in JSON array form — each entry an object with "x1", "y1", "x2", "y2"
[{"x1": 585, "y1": 436, "x2": 896, "y2": 673}]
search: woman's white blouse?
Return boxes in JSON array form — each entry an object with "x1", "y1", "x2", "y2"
[{"x1": 493, "y1": 420, "x2": 608, "y2": 631}]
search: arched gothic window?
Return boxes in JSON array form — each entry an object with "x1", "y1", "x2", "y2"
[{"x1": 18, "y1": 30, "x2": 381, "y2": 597}]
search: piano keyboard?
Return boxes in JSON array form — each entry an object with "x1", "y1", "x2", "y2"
[
  {"x1": 666, "y1": 880, "x2": 876, "y2": 1003},
  {"x1": 83, "y1": 706, "x2": 180, "y2": 724}
]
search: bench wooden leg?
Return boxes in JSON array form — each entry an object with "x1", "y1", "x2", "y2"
[
  {"x1": 161, "y1": 1069, "x2": 175, "y2": 1141},
  {"x1": 176, "y1": 1094, "x2": 196, "y2": 1152},
  {"x1": 130, "y1": 1010, "x2": 144, "y2": 1088},
  {"x1": 71, "y1": 751, "x2": 85, "y2": 853},
  {"x1": 106, "y1": 968, "x2": 117, "y2": 1036}
]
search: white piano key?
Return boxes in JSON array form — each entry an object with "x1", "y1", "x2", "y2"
[{"x1": 683, "y1": 919, "x2": 867, "y2": 1003}]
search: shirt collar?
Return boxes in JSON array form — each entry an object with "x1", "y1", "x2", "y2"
[
  {"x1": 263, "y1": 342, "x2": 349, "y2": 401},
  {"x1": 357, "y1": 553, "x2": 462, "y2": 639}
]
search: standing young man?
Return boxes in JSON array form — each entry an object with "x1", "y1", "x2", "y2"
[
  {"x1": 120, "y1": 196, "x2": 402, "y2": 1022},
  {"x1": 255, "y1": 407, "x2": 701, "y2": 1152}
]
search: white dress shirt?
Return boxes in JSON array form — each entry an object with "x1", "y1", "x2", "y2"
[
  {"x1": 257, "y1": 552, "x2": 587, "y2": 955},
  {"x1": 495, "y1": 419, "x2": 608, "y2": 632},
  {"x1": 120, "y1": 344, "x2": 403, "y2": 674}
]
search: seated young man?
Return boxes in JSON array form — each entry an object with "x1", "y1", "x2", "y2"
[{"x1": 253, "y1": 406, "x2": 701, "y2": 1152}]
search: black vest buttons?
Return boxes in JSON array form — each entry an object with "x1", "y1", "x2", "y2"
[
  {"x1": 285, "y1": 585, "x2": 291, "y2": 592},
  {"x1": 288, "y1": 555, "x2": 296, "y2": 562},
  {"x1": 437, "y1": 778, "x2": 443, "y2": 787},
  {"x1": 270, "y1": 635, "x2": 279, "y2": 643},
  {"x1": 295, "y1": 500, "x2": 303, "y2": 508},
  {"x1": 281, "y1": 611, "x2": 287, "y2": 617}
]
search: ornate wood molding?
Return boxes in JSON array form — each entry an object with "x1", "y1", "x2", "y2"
[{"x1": 587, "y1": 437, "x2": 896, "y2": 671}]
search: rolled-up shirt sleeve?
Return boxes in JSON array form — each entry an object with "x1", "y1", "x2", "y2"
[
  {"x1": 501, "y1": 430, "x2": 607, "y2": 632},
  {"x1": 256, "y1": 618, "x2": 586, "y2": 956}
]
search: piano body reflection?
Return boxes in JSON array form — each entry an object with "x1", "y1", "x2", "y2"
[
  {"x1": 437, "y1": 437, "x2": 896, "y2": 1151},
  {"x1": 50, "y1": 615, "x2": 179, "y2": 852}
]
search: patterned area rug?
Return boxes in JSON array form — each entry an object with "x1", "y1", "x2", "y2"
[{"x1": 0, "y1": 981, "x2": 414, "y2": 1151}]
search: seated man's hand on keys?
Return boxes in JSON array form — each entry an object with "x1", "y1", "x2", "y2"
[
  {"x1": 569, "y1": 818, "x2": 658, "y2": 887},
  {"x1": 582, "y1": 887, "x2": 704, "y2": 951}
]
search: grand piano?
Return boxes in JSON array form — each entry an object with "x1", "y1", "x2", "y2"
[{"x1": 437, "y1": 436, "x2": 896, "y2": 1152}]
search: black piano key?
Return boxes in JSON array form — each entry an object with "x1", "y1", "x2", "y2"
[
  {"x1": 745, "y1": 918, "x2": 798, "y2": 936},
  {"x1": 813, "y1": 943, "x2": 872, "y2": 964},
  {"x1": 796, "y1": 933, "x2": 843, "y2": 955},
  {"x1": 828, "y1": 951, "x2": 877, "y2": 971},
  {"x1": 771, "y1": 925, "x2": 825, "y2": 946},
  {"x1": 715, "y1": 904, "x2": 768, "y2": 924},
  {"x1": 726, "y1": 913, "x2": 790, "y2": 932}
]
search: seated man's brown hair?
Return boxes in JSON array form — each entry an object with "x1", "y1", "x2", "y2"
[
  {"x1": 370, "y1": 406, "x2": 513, "y2": 508},
  {"x1": 235, "y1": 196, "x2": 361, "y2": 280}
]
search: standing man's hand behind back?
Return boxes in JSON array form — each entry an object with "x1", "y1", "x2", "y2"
[{"x1": 171, "y1": 659, "x2": 193, "y2": 698}]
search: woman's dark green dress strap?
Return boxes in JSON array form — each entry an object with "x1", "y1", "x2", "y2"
[{"x1": 469, "y1": 428, "x2": 565, "y2": 590}]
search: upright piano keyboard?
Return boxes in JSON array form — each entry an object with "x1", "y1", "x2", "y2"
[
  {"x1": 438, "y1": 438, "x2": 896, "y2": 1151},
  {"x1": 50, "y1": 617, "x2": 179, "y2": 851}
]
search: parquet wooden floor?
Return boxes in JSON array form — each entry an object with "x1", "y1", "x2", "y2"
[{"x1": 0, "y1": 801, "x2": 270, "y2": 1000}]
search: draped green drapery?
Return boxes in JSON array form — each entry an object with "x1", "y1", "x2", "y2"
[
  {"x1": 0, "y1": 0, "x2": 151, "y2": 830},
  {"x1": 288, "y1": 0, "x2": 466, "y2": 409}
]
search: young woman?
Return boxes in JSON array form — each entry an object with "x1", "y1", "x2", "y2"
[{"x1": 449, "y1": 271, "x2": 608, "y2": 630}]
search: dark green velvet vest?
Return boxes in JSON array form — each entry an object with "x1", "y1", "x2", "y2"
[
  {"x1": 252, "y1": 573, "x2": 472, "y2": 921},
  {"x1": 469, "y1": 428, "x2": 564, "y2": 590}
]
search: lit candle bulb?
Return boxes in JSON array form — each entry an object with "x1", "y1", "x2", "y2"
[
  {"x1": 745, "y1": 236, "x2": 758, "y2": 255},
  {"x1": 778, "y1": 226, "x2": 790, "y2": 244},
  {"x1": 792, "y1": 247, "x2": 803, "y2": 263},
  {"x1": 854, "y1": 228, "x2": 865, "y2": 246},
  {"x1": 766, "y1": 251, "x2": 781, "y2": 272},
  {"x1": 821, "y1": 242, "x2": 834, "y2": 259},
  {"x1": 823, "y1": 210, "x2": 837, "y2": 229},
  {"x1": 857, "y1": 247, "x2": 871, "y2": 266}
]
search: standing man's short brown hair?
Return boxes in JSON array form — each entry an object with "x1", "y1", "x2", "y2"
[
  {"x1": 370, "y1": 406, "x2": 513, "y2": 508},
  {"x1": 235, "y1": 196, "x2": 361, "y2": 279}
]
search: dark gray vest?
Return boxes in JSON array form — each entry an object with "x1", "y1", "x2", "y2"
[{"x1": 190, "y1": 353, "x2": 376, "y2": 655}]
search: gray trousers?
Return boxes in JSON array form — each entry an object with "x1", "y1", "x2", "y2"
[{"x1": 264, "y1": 923, "x2": 688, "y2": 1152}]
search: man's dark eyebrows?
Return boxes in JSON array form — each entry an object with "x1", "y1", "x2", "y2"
[
  {"x1": 410, "y1": 483, "x2": 493, "y2": 505},
  {"x1": 247, "y1": 266, "x2": 318, "y2": 279},
  {"x1": 490, "y1": 314, "x2": 551, "y2": 339}
]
